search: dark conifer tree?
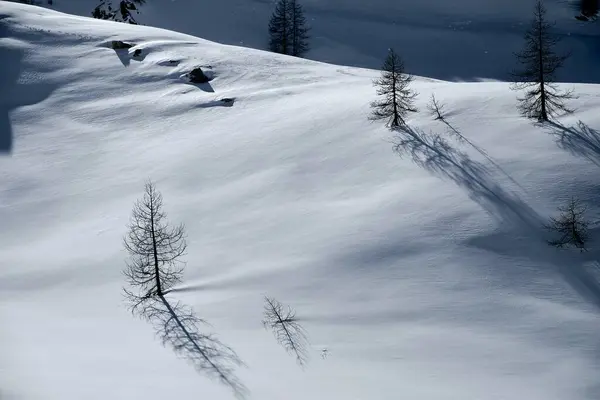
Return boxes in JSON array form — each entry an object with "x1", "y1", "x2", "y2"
[
  {"x1": 268, "y1": 0, "x2": 289, "y2": 55},
  {"x1": 268, "y1": 0, "x2": 310, "y2": 57},
  {"x1": 511, "y1": 0, "x2": 574, "y2": 121},
  {"x1": 289, "y1": 0, "x2": 310, "y2": 57},
  {"x1": 92, "y1": 0, "x2": 145, "y2": 24},
  {"x1": 575, "y1": 0, "x2": 598, "y2": 21},
  {"x1": 370, "y1": 48, "x2": 418, "y2": 129}
]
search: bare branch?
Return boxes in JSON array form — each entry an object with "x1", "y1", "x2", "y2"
[
  {"x1": 370, "y1": 48, "x2": 418, "y2": 129},
  {"x1": 262, "y1": 296, "x2": 310, "y2": 367},
  {"x1": 510, "y1": 0, "x2": 575, "y2": 121},
  {"x1": 123, "y1": 180, "x2": 187, "y2": 307},
  {"x1": 130, "y1": 296, "x2": 247, "y2": 397},
  {"x1": 427, "y1": 94, "x2": 446, "y2": 121},
  {"x1": 121, "y1": 182, "x2": 246, "y2": 396},
  {"x1": 546, "y1": 196, "x2": 589, "y2": 251}
]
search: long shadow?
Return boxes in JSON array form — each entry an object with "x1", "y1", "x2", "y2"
[
  {"x1": 468, "y1": 227, "x2": 600, "y2": 311},
  {"x1": 393, "y1": 126, "x2": 600, "y2": 311},
  {"x1": 135, "y1": 296, "x2": 247, "y2": 398},
  {"x1": 437, "y1": 117, "x2": 525, "y2": 191},
  {"x1": 546, "y1": 120, "x2": 600, "y2": 167},
  {"x1": 393, "y1": 126, "x2": 539, "y2": 229}
]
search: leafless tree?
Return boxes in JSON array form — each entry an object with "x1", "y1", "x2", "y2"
[
  {"x1": 511, "y1": 0, "x2": 574, "y2": 121},
  {"x1": 123, "y1": 181, "x2": 186, "y2": 313},
  {"x1": 262, "y1": 296, "x2": 309, "y2": 367},
  {"x1": 122, "y1": 182, "x2": 245, "y2": 396},
  {"x1": 427, "y1": 94, "x2": 446, "y2": 121},
  {"x1": 547, "y1": 196, "x2": 589, "y2": 251},
  {"x1": 427, "y1": 93, "x2": 472, "y2": 144},
  {"x1": 370, "y1": 48, "x2": 418, "y2": 129}
]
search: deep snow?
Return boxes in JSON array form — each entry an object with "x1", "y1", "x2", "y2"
[
  {"x1": 31, "y1": 0, "x2": 600, "y2": 82},
  {"x1": 1, "y1": 2, "x2": 600, "y2": 400}
]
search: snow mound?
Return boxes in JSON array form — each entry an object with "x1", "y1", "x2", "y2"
[
  {"x1": 31, "y1": 0, "x2": 600, "y2": 82},
  {"x1": 1, "y1": 3, "x2": 600, "y2": 400}
]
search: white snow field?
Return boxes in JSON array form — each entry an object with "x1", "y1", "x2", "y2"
[
  {"x1": 32, "y1": 0, "x2": 600, "y2": 82},
  {"x1": 2, "y1": 2, "x2": 600, "y2": 400}
]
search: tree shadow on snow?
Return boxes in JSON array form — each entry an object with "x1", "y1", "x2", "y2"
[
  {"x1": 133, "y1": 295, "x2": 247, "y2": 398},
  {"x1": 393, "y1": 125, "x2": 600, "y2": 311},
  {"x1": 392, "y1": 126, "x2": 538, "y2": 229},
  {"x1": 435, "y1": 116, "x2": 525, "y2": 191},
  {"x1": 545, "y1": 120, "x2": 600, "y2": 167}
]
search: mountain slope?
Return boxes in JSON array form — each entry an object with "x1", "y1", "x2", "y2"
[
  {"x1": 2, "y1": 3, "x2": 600, "y2": 400},
  {"x1": 36, "y1": 0, "x2": 600, "y2": 82}
]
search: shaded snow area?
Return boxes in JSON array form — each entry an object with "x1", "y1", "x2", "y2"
[
  {"x1": 34, "y1": 0, "x2": 600, "y2": 82},
  {"x1": 2, "y1": 2, "x2": 600, "y2": 400}
]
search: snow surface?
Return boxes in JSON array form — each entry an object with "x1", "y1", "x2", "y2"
[
  {"x1": 31, "y1": 0, "x2": 600, "y2": 82},
  {"x1": 2, "y1": 2, "x2": 600, "y2": 400}
]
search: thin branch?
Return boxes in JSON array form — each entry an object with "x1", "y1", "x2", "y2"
[{"x1": 262, "y1": 296, "x2": 309, "y2": 367}]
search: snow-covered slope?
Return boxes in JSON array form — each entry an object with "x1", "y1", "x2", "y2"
[
  {"x1": 2, "y1": 3, "x2": 600, "y2": 400},
  {"x1": 37, "y1": 0, "x2": 600, "y2": 82}
]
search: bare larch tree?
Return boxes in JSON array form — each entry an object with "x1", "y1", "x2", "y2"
[
  {"x1": 123, "y1": 182, "x2": 245, "y2": 396},
  {"x1": 511, "y1": 0, "x2": 574, "y2": 121},
  {"x1": 262, "y1": 296, "x2": 309, "y2": 367},
  {"x1": 427, "y1": 94, "x2": 446, "y2": 121},
  {"x1": 370, "y1": 48, "x2": 418, "y2": 129},
  {"x1": 123, "y1": 181, "x2": 186, "y2": 312},
  {"x1": 547, "y1": 197, "x2": 589, "y2": 251}
]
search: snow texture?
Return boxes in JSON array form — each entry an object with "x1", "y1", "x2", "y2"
[
  {"x1": 31, "y1": 0, "x2": 600, "y2": 82},
  {"x1": 1, "y1": 2, "x2": 600, "y2": 400}
]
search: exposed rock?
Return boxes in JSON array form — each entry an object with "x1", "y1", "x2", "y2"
[
  {"x1": 189, "y1": 67, "x2": 211, "y2": 84},
  {"x1": 111, "y1": 40, "x2": 134, "y2": 50}
]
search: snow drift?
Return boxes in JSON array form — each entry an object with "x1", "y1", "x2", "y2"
[
  {"x1": 1, "y1": 3, "x2": 600, "y2": 400},
  {"x1": 34, "y1": 0, "x2": 600, "y2": 82}
]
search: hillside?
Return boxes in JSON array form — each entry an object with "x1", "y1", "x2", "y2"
[
  {"x1": 2, "y1": 2, "x2": 600, "y2": 400},
  {"x1": 30, "y1": 0, "x2": 600, "y2": 82}
]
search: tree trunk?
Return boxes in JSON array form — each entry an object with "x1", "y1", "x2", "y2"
[
  {"x1": 149, "y1": 194, "x2": 162, "y2": 296},
  {"x1": 538, "y1": 10, "x2": 548, "y2": 121},
  {"x1": 391, "y1": 58, "x2": 399, "y2": 127}
]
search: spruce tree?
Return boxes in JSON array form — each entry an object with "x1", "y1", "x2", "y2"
[
  {"x1": 268, "y1": 0, "x2": 310, "y2": 57},
  {"x1": 511, "y1": 0, "x2": 574, "y2": 121},
  {"x1": 575, "y1": 0, "x2": 598, "y2": 21},
  {"x1": 268, "y1": 0, "x2": 289, "y2": 55},
  {"x1": 289, "y1": 0, "x2": 310, "y2": 57},
  {"x1": 370, "y1": 48, "x2": 418, "y2": 129}
]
